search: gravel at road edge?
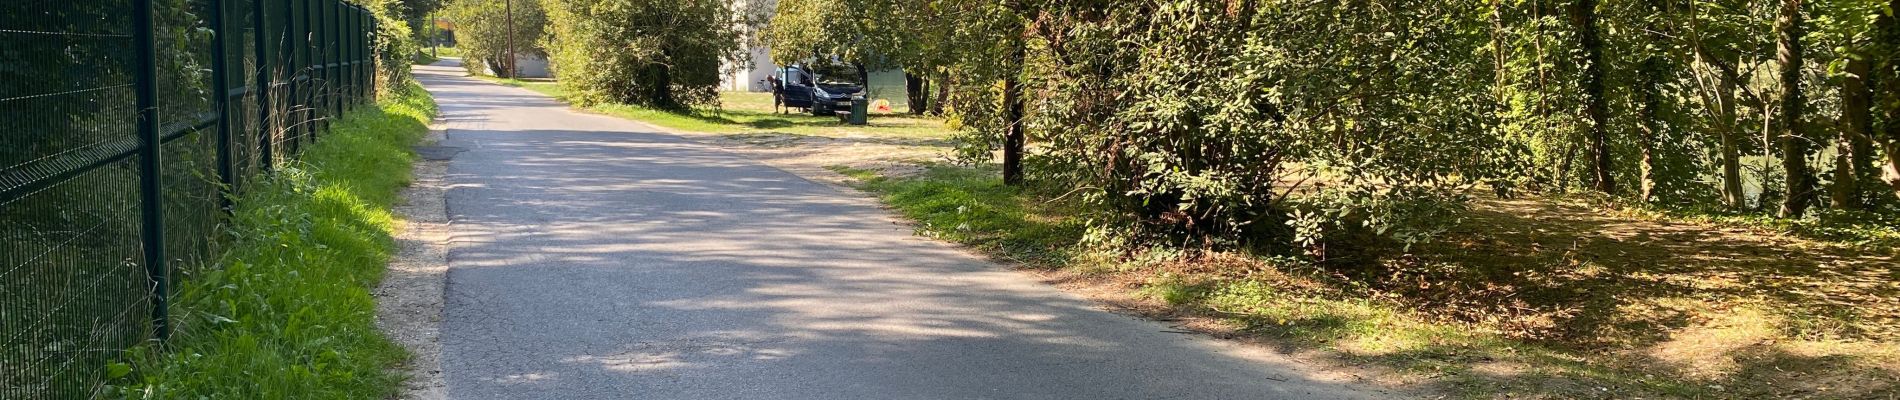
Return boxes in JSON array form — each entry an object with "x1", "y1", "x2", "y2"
[{"x1": 375, "y1": 125, "x2": 452, "y2": 400}]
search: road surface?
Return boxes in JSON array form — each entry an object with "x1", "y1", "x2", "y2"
[{"x1": 416, "y1": 61, "x2": 1395, "y2": 400}]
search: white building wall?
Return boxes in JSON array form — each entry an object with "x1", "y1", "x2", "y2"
[{"x1": 723, "y1": 46, "x2": 776, "y2": 92}]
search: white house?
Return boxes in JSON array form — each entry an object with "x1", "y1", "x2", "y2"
[{"x1": 722, "y1": 0, "x2": 779, "y2": 92}]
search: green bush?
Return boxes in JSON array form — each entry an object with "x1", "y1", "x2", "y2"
[
  {"x1": 994, "y1": 2, "x2": 1514, "y2": 249},
  {"x1": 358, "y1": 0, "x2": 424, "y2": 87},
  {"x1": 541, "y1": 0, "x2": 740, "y2": 108}
]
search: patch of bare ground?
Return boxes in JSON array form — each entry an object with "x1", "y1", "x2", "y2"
[
  {"x1": 1027, "y1": 265, "x2": 1435, "y2": 391},
  {"x1": 642, "y1": 123, "x2": 952, "y2": 188},
  {"x1": 717, "y1": 132, "x2": 945, "y2": 176},
  {"x1": 1381, "y1": 196, "x2": 1900, "y2": 398},
  {"x1": 376, "y1": 127, "x2": 452, "y2": 400}
]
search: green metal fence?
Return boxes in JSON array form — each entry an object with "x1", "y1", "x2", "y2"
[{"x1": 1, "y1": 0, "x2": 378, "y2": 397}]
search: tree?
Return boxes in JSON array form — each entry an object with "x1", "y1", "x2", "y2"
[
  {"x1": 999, "y1": 1, "x2": 1029, "y2": 186},
  {"x1": 1683, "y1": 0, "x2": 1761, "y2": 210},
  {"x1": 1571, "y1": 0, "x2": 1617, "y2": 194},
  {"x1": 1626, "y1": 0, "x2": 1698, "y2": 204},
  {"x1": 1877, "y1": 0, "x2": 1900, "y2": 199},
  {"x1": 1777, "y1": 0, "x2": 1815, "y2": 217},
  {"x1": 446, "y1": 0, "x2": 545, "y2": 78},
  {"x1": 542, "y1": 0, "x2": 741, "y2": 108},
  {"x1": 397, "y1": 0, "x2": 445, "y2": 41},
  {"x1": 1833, "y1": 38, "x2": 1876, "y2": 210}
]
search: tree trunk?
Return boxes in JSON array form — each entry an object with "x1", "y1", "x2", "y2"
[
  {"x1": 1884, "y1": 142, "x2": 1900, "y2": 197},
  {"x1": 1637, "y1": 2, "x2": 1690, "y2": 203},
  {"x1": 1715, "y1": 76, "x2": 1747, "y2": 209},
  {"x1": 1776, "y1": 0, "x2": 1814, "y2": 218},
  {"x1": 931, "y1": 76, "x2": 950, "y2": 115},
  {"x1": 1001, "y1": 4, "x2": 1029, "y2": 186},
  {"x1": 1876, "y1": 0, "x2": 1900, "y2": 200},
  {"x1": 1570, "y1": 0, "x2": 1616, "y2": 194},
  {"x1": 1688, "y1": 14, "x2": 1749, "y2": 209},
  {"x1": 1002, "y1": 46, "x2": 1027, "y2": 186},
  {"x1": 1832, "y1": 57, "x2": 1873, "y2": 209},
  {"x1": 1636, "y1": 49, "x2": 1665, "y2": 202},
  {"x1": 905, "y1": 71, "x2": 928, "y2": 115},
  {"x1": 652, "y1": 64, "x2": 675, "y2": 108}
]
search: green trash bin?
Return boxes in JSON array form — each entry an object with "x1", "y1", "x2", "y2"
[{"x1": 848, "y1": 95, "x2": 869, "y2": 125}]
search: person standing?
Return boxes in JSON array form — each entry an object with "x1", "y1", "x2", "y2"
[{"x1": 767, "y1": 74, "x2": 785, "y2": 114}]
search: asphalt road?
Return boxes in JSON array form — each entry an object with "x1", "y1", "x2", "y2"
[{"x1": 417, "y1": 61, "x2": 1396, "y2": 400}]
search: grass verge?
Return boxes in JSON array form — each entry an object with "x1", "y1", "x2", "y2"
[
  {"x1": 834, "y1": 164, "x2": 1900, "y2": 399},
  {"x1": 110, "y1": 81, "x2": 436, "y2": 398}
]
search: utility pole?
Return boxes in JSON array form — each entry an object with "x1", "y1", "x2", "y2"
[
  {"x1": 429, "y1": 8, "x2": 438, "y2": 58},
  {"x1": 505, "y1": 0, "x2": 516, "y2": 78}
]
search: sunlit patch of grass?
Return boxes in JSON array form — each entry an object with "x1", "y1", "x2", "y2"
[
  {"x1": 109, "y1": 82, "x2": 436, "y2": 398},
  {"x1": 1600, "y1": 197, "x2": 1900, "y2": 253},
  {"x1": 829, "y1": 165, "x2": 1084, "y2": 267}
]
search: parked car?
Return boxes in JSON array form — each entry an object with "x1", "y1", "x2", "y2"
[{"x1": 777, "y1": 64, "x2": 863, "y2": 117}]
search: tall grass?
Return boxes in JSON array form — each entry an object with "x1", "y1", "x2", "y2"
[{"x1": 110, "y1": 82, "x2": 436, "y2": 398}]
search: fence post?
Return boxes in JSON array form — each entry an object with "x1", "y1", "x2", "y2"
[
  {"x1": 356, "y1": 6, "x2": 366, "y2": 104},
  {"x1": 363, "y1": 8, "x2": 374, "y2": 101},
  {"x1": 369, "y1": 16, "x2": 378, "y2": 98},
  {"x1": 322, "y1": 0, "x2": 334, "y2": 119},
  {"x1": 286, "y1": 0, "x2": 303, "y2": 155},
  {"x1": 302, "y1": 0, "x2": 316, "y2": 143},
  {"x1": 330, "y1": 0, "x2": 341, "y2": 119},
  {"x1": 131, "y1": 0, "x2": 170, "y2": 342},
  {"x1": 342, "y1": 4, "x2": 352, "y2": 112},
  {"x1": 350, "y1": 5, "x2": 360, "y2": 105},
  {"x1": 333, "y1": 0, "x2": 345, "y2": 115},
  {"x1": 210, "y1": 0, "x2": 235, "y2": 211},
  {"x1": 256, "y1": 0, "x2": 274, "y2": 172},
  {"x1": 337, "y1": 2, "x2": 349, "y2": 111},
  {"x1": 349, "y1": 6, "x2": 359, "y2": 105}
]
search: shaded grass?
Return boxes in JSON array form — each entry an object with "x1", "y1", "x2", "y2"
[
  {"x1": 110, "y1": 82, "x2": 436, "y2": 398},
  {"x1": 837, "y1": 164, "x2": 1900, "y2": 399}
]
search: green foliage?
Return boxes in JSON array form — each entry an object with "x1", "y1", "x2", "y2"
[
  {"x1": 446, "y1": 0, "x2": 546, "y2": 77},
  {"x1": 762, "y1": 0, "x2": 948, "y2": 71},
  {"x1": 998, "y1": 1, "x2": 1519, "y2": 249},
  {"x1": 358, "y1": 0, "x2": 426, "y2": 87},
  {"x1": 541, "y1": 0, "x2": 742, "y2": 108},
  {"x1": 111, "y1": 82, "x2": 436, "y2": 399},
  {"x1": 796, "y1": 0, "x2": 1900, "y2": 254},
  {"x1": 1286, "y1": 187, "x2": 1470, "y2": 259}
]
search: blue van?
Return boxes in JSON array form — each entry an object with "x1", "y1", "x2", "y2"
[{"x1": 777, "y1": 64, "x2": 864, "y2": 116}]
